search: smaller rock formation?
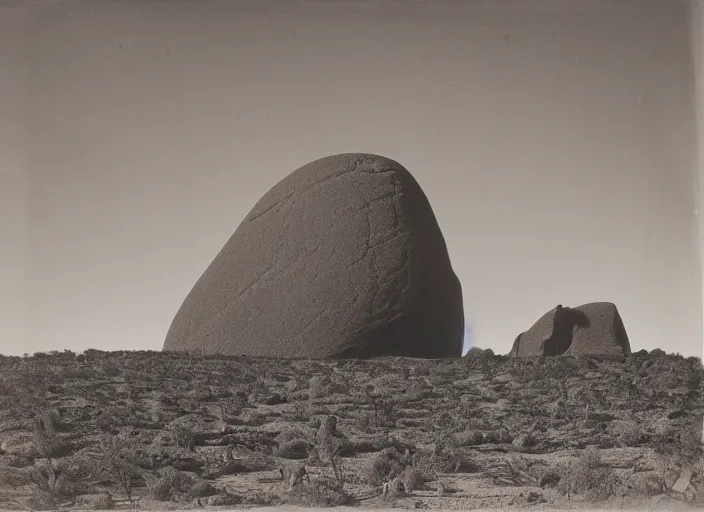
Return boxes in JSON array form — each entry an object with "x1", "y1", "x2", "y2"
[{"x1": 510, "y1": 302, "x2": 631, "y2": 357}]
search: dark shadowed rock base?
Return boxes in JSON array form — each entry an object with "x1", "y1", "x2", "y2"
[
  {"x1": 163, "y1": 153, "x2": 464, "y2": 359},
  {"x1": 510, "y1": 302, "x2": 631, "y2": 358}
]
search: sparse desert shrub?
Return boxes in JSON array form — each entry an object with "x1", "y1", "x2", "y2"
[
  {"x1": 308, "y1": 375, "x2": 349, "y2": 399},
  {"x1": 205, "y1": 448, "x2": 276, "y2": 477},
  {"x1": 284, "y1": 481, "x2": 354, "y2": 507},
  {"x1": 308, "y1": 416, "x2": 348, "y2": 490},
  {"x1": 410, "y1": 450, "x2": 438, "y2": 480},
  {"x1": 87, "y1": 434, "x2": 142, "y2": 502},
  {"x1": 31, "y1": 412, "x2": 73, "y2": 459},
  {"x1": 359, "y1": 392, "x2": 398, "y2": 432},
  {"x1": 537, "y1": 468, "x2": 561, "y2": 488},
  {"x1": 485, "y1": 428, "x2": 514, "y2": 445},
  {"x1": 337, "y1": 437, "x2": 389, "y2": 456},
  {"x1": 288, "y1": 401, "x2": 312, "y2": 422},
  {"x1": 496, "y1": 454, "x2": 548, "y2": 487},
  {"x1": 433, "y1": 447, "x2": 474, "y2": 473},
  {"x1": 92, "y1": 493, "x2": 115, "y2": 510},
  {"x1": 358, "y1": 412, "x2": 375, "y2": 433},
  {"x1": 190, "y1": 480, "x2": 218, "y2": 498},
  {"x1": 650, "y1": 422, "x2": 703, "y2": 495},
  {"x1": 453, "y1": 429, "x2": 485, "y2": 446},
  {"x1": 275, "y1": 439, "x2": 311, "y2": 460},
  {"x1": 157, "y1": 392, "x2": 177, "y2": 407},
  {"x1": 511, "y1": 432, "x2": 538, "y2": 450},
  {"x1": 218, "y1": 397, "x2": 246, "y2": 424},
  {"x1": 427, "y1": 436, "x2": 476, "y2": 474},
  {"x1": 95, "y1": 409, "x2": 118, "y2": 433},
  {"x1": 434, "y1": 411, "x2": 462, "y2": 433},
  {"x1": 144, "y1": 466, "x2": 201, "y2": 502},
  {"x1": 170, "y1": 425, "x2": 195, "y2": 451},
  {"x1": 276, "y1": 426, "x2": 313, "y2": 445},
  {"x1": 402, "y1": 467, "x2": 427, "y2": 491},
  {"x1": 410, "y1": 364, "x2": 430, "y2": 377},
  {"x1": 262, "y1": 392, "x2": 286, "y2": 405},
  {"x1": 36, "y1": 409, "x2": 67, "y2": 434},
  {"x1": 239, "y1": 448, "x2": 277, "y2": 472},
  {"x1": 616, "y1": 423, "x2": 645, "y2": 447},
  {"x1": 557, "y1": 448, "x2": 620, "y2": 501},
  {"x1": 621, "y1": 472, "x2": 665, "y2": 497},
  {"x1": 361, "y1": 449, "x2": 407, "y2": 486},
  {"x1": 240, "y1": 409, "x2": 268, "y2": 426},
  {"x1": 27, "y1": 457, "x2": 84, "y2": 508},
  {"x1": 245, "y1": 375, "x2": 268, "y2": 396},
  {"x1": 306, "y1": 403, "x2": 331, "y2": 417},
  {"x1": 206, "y1": 492, "x2": 242, "y2": 506},
  {"x1": 0, "y1": 463, "x2": 31, "y2": 487}
]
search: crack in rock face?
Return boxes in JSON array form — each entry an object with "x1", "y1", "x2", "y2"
[
  {"x1": 163, "y1": 153, "x2": 464, "y2": 359},
  {"x1": 510, "y1": 302, "x2": 631, "y2": 358}
]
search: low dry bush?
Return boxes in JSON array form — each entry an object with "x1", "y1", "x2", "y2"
[
  {"x1": 620, "y1": 472, "x2": 665, "y2": 498},
  {"x1": 274, "y1": 427, "x2": 313, "y2": 459},
  {"x1": 616, "y1": 423, "x2": 646, "y2": 447},
  {"x1": 556, "y1": 448, "x2": 621, "y2": 501},
  {"x1": 358, "y1": 401, "x2": 398, "y2": 432},
  {"x1": 275, "y1": 439, "x2": 311, "y2": 460},
  {"x1": 240, "y1": 409, "x2": 268, "y2": 426},
  {"x1": 275, "y1": 427, "x2": 313, "y2": 446},
  {"x1": 483, "y1": 429, "x2": 514, "y2": 445},
  {"x1": 361, "y1": 449, "x2": 407, "y2": 486},
  {"x1": 231, "y1": 448, "x2": 276, "y2": 473},
  {"x1": 91, "y1": 493, "x2": 115, "y2": 510},
  {"x1": 402, "y1": 467, "x2": 427, "y2": 491},
  {"x1": 453, "y1": 429, "x2": 485, "y2": 446},
  {"x1": 31, "y1": 415, "x2": 74, "y2": 460},
  {"x1": 283, "y1": 481, "x2": 355, "y2": 507},
  {"x1": 0, "y1": 463, "x2": 31, "y2": 487},
  {"x1": 86, "y1": 434, "x2": 142, "y2": 502},
  {"x1": 27, "y1": 457, "x2": 85, "y2": 508},
  {"x1": 337, "y1": 437, "x2": 389, "y2": 456},
  {"x1": 144, "y1": 466, "x2": 214, "y2": 502},
  {"x1": 430, "y1": 437, "x2": 476, "y2": 473},
  {"x1": 287, "y1": 402, "x2": 312, "y2": 422},
  {"x1": 169, "y1": 425, "x2": 195, "y2": 451}
]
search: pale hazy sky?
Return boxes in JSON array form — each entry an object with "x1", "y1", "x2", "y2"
[{"x1": 2, "y1": 0, "x2": 703, "y2": 358}]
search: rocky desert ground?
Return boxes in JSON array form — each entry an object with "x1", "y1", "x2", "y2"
[{"x1": 0, "y1": 348, "x2": 702, "y2": 510}]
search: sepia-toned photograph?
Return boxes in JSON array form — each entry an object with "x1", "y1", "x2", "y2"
[{"x1": 1, "y1": 0, "x2": 703, "y2": 510}]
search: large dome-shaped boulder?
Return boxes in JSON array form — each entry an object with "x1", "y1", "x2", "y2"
[
  {"x1": 509, "y1": 302, "x2": 631, "y2": 357},
  {"x1": 163, "y1": 153, "x2": 464, "y2": 359}
]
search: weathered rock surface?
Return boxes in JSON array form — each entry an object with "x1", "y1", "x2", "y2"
[
  {"x1": 163, "y1": 153, "x2": 464, "y2": 359},
  {"x1": 510, "y1": 302, "x2": 631, "y2": 357}
]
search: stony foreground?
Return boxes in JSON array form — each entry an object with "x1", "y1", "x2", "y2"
[{"x1": 0, "y1": 349, "x2": 702, "y2": 510}]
